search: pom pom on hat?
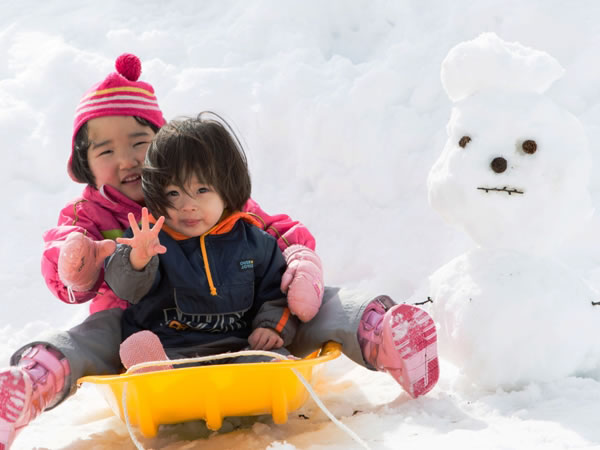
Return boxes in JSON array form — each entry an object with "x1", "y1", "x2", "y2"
[
  {"x1": 115, "y1": 53, "x2": 142, "y2": 82},
  {"x1": 68, "y1": 53, "x2": 167, "y2": 182}
]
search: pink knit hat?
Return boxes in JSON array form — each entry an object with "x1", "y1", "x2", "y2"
[{"x1": 68, "y1": 53, "x2": 167, "y2": 181}]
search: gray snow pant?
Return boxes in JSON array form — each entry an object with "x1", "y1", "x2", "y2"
[
  {"x1": 288, "y1": 286, "x2": 372, "y2": 366},
  {"x1": 10, "y1": 286, "x2": 376, "y2": 408}
]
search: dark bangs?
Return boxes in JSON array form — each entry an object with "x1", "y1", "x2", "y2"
[{"x1": 142, "y1": 113, "x2": 251, "y2": 218}]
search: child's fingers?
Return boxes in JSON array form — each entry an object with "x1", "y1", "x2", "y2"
[
  {"x1": 263, "y1": 335, "x2": 275, "y2": 350},
  {"x1": 117, "y1": 237, "x2": 135, "y2": 246},
  {"x1": 249, "y1": 329, "x2": 283, "y2": 350},
  {"x1": 255, "y1": 333, "x2": 268, "y2": 349},
  {"x1": 248, "y1": 332, "x2": 258, "y2": 349},
  {"x1": 153, "y1": 243, "x2": 168, "y2": 255},
  {"x1": 252, "y1": 331, "x2": 268, "y2": 349},
  {"x1": 153, "y1": 215, "x2": 165, "y2": 235},
  {"x1": 141, "y1": 207, "x2": 150, "y2": 230},
  {"x1": 127, "y1": 212, "x2": 139, "y2": 234},
  {"x1": 268, "y1": 334, "x2": 283, "y2": 350}
]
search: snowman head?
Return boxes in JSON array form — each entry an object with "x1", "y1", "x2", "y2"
[{"x1": 428, "y1": 33, "x2": 592, "y2": 254}]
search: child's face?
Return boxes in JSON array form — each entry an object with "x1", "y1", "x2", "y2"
[
  {"x1": 86, "y1": 116, "x2": 155, "y2": 203},
  {"x1": 163, "y1": 175, "x2": 226, "y2": 237}
]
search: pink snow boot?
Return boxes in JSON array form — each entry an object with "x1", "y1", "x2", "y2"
[
  {"x1": 120, "y1": 331, "x2": 173, "y2": 374},
  {"x1": 358, "y1": 296, "x2": 439, "y2": 398},
  {"x1": 0, "y1": 345, "x2": 70, "y2": 450}
]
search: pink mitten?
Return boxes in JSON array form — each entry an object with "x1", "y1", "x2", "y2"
[
  {"x1": 57, "y1": 232, "x2": 116, "y2": 292},
  {"x1": 281, "y1": 245, "x2": 324, "y2": 322},
  {"x1": 120, "y1": 330, "x2": 172, "y2": 373}
]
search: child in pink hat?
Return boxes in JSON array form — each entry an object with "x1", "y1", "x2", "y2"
[
  {"x1": 0, "y1": 53, "x2": 439, "y2": 449},
  {"x1": 0, "y1": 52, "x2": 321, "y2": 449}
]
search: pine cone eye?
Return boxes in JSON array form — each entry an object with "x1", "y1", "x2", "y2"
[
  {"x1": 522, "y1": 140, "x2": 537, "y2": 154},
  {"x1": 459, "y1": 136, "x2": 471, "y2": 148}
]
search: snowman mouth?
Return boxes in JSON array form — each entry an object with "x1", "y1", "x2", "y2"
[{"x1": 477, "y1": 186, "x2": 524, "y2": 195}]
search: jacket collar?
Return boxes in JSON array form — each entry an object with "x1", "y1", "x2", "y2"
[
  {"x1": 82, "y1": 184, "x2": 143, "y2": 217},
  {"x1": 149, "y1": 211, "x2": 261, "y2": 241}
]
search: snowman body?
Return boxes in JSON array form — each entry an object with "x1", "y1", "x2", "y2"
[
  {"x1": 427, "y1": 33, "x2": 599, "y2": 388},
  {"x1": 430, "y1": 248, "x2": 598, "y2": 387}
]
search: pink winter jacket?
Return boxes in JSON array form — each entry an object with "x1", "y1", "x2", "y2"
[{"x1": 41, "y1": 185, "x2": 316, "y2": 314}]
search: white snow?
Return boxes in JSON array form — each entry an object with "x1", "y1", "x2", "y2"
[
  {"x1": 440, "y1": 32, "x2": 565, "y2": 102},
  {"x1": 2, "y1": 1, "x2": 600, "y2": 449}
]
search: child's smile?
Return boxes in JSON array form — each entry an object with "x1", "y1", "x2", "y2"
[{"x1": 86, "y1": 116, "x2": 155, "y2": 203}]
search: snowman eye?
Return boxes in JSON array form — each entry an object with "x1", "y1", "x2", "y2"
[
  {"x1": 522, "y1": 140, "x2": 537, "y2": 154},
  {"x1": 459, "y1": 136, "x2": 471, "y2": 148}
]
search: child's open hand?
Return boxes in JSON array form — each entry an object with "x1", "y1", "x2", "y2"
[
  {"x1": 117, "y1": 207, "x2": 167, "y2": 270},
  {"x1": 248, "y1": 327, "x2": 284, "y2": 350}
]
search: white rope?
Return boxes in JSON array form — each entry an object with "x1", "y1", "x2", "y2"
[
  {"x1": 289, "y1": 367, "x2": 370, "y2": 449},
  {"x1": 120, "y1": 350, "x2": 370, "y2": 450},
  {"x1": 124, "y1": 349, "x2": 286, "y2": 374},
  {"x1": 66, "y1": 286, "x2": 77, "y2": 304},
  {"x1": 122, "y1": 384, "x2": 145, "y2": 450}
]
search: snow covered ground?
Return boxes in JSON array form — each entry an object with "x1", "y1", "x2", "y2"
[{"x1": 2, "y1": 1, "x2": 600, "y2": 448}]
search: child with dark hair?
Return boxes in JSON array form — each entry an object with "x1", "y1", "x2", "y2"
[
  {"x1": 0, "y1": 56, "x2": 319, "y2": 450},
  {"x1": 1, "y1": 53, "x2": 439, "y2": 450},
  {"x1": 105, "y1": 113, "x2": 297, "y2": 364}
]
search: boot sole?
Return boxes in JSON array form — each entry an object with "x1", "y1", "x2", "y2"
[
  {"x1": 382, "y1": 304, "x2": 439, "y2": 398},
  {"x1": 0, "y1": 368, "x2": 31, "y2": 449}
]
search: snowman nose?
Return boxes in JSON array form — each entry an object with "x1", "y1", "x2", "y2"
[{"x1": 491, "y1": 157, "x2": 507, "y2": 173}]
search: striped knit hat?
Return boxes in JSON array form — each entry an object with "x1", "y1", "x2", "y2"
[{"x1": 68, "y1": 53, "x2": 166, "y2": 181}]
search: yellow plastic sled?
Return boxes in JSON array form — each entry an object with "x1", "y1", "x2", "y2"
[{"x1": 78, "y1": 342, "x2": 341, "y2": 438}]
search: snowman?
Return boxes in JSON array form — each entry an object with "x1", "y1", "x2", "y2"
[{"x1": 427, "y1": 33, "x2": 600, "y2": 388}]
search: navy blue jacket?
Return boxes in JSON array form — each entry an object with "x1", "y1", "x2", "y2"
[{"x1": 105, "y1": 213, "x2": 297, "y2": 350}]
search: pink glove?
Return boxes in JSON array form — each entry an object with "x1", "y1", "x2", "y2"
[
  {"x1": 57, "y1": 232, "x2": 116, "y2": 292},
  {"x1": 120, "y1": 330, "x2": 172, "y2": 373},
  {"x1": 281, "y1": 244, "x2": 324, "y2": 322}
]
